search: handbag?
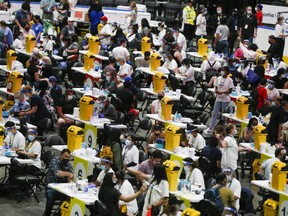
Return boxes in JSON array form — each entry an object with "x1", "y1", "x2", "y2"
[
  {"x1": 57, "y1": 14, "x2": 65, "y2": 22},
  {"x1": 147, "y1": 183, "x2": 161, "y2": 216}
]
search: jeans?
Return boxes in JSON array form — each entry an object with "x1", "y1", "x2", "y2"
[
  {"x1": 209, "y1": 101, "x2": 230, "y2": 129},
  {"x1": 44, "y1": 188, "x2": 68, "y2": 216},
  {"x1": 216, "y1": 40, "x2": 229, "y2": 55}
]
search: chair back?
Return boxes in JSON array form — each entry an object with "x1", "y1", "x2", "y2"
[
  {"x1": 138, "y1": 119, "x2": 152, "y2": 131},
  {"x1": 254, "y1": 173, "x2": 266, "y2": 180},
  {"x1": 136, "y1": 91, "x2": 147, "y2": 102},
  {"x1": 180, "y1": 95, "x2": 191, "y2": 109},
  {"x1": 168, "y1": 73, "x2": 180, "y2": 91},
  {"x1": 10, "y1": 157, "x2": 24, "y2": 175},
  {"x1": 199, "y1": 199, "x2": 221, "y2": 216},
  {"x1": 139, "y1": 150, "x2": 146, "y2": 164},
  {"x1": 42, "y1": 151, "x2": 54, "y2": 165},
  {"x1": 94, "y1": 200, "x2": 109, "y2": 216},
  {"x1": 198, "y1": 156, "x2": 213, "y2": 172},
  {"x1": 116, "y1": 111, "x2": 125, "y2": 124},
  {"x1": 45, "y1": 135, "x2": 65, "y2": 147}
]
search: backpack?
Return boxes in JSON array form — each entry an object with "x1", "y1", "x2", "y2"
[
  {"x1": 246, "y1": 68, "x2": 260, "y2": 84},
  {"x1": 100, "y1": 146, "x2": 113, "y2": 162},
  {"x1": 206, "y1": 61, "x2": 217, "y2": 82},
  {"x1": 204, "y1": 185, "x2": 224, "y2": 214}
]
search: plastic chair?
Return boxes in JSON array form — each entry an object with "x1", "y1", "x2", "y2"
[
  {"x1": 164, "y1": 3, "x2": 180, "y2": 26},
  {"x1": 179, "y1": 95, "x2": 202, "y2": 119},
  {"x1": 134, "y1": 118, "x2": 152, "y2": 150},
  {"x1": 168, "y1": 73, "x2": 182, "y2": 91},
  {"x1": 116, "y1": 111, "x2": 125, "y2": 124},
  {"x1": 199, "y1": 199, "x2": 222, "y2": 216},
  {"x1": 136, "y1": 91, "x2": 147, "y2": 113},
  {"x1": 94, "y1": 200, "x2": 109, "y2": 216},
  {"x1": 190, "y1": 91, "x2": 210, "y2": 112},
  {"x1": 144, "y1": 0, "x2": 157, "y2": 20},
  {"x1": 34, "y1": 151, "x2": 54, "y2": 189}
]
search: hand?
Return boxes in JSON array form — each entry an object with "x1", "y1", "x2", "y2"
[
  {"x1": 19, "y1": 111, "x2": 26, "y2": 116},
  {"x1": 140, "y1": 184, "x2": 148, "y2": 192},
  {"x1": 213, "y1": 43, "x2": 216, "y2": 49},
  {"x1": 123, "y1": 164, "x2": 128, "y2": 170},
  {"x1": 99, "y1": 113, "x2": 105, "y2": 118},
  {"x1": 215, "y1": 133, "x2": 221, "y2": 139},
  {"x1": 65, "y1": 118, "x2": 74, "y2": 124},
  {"x1": 237, "y1": 36, "x2": 241, "y2": 42}
]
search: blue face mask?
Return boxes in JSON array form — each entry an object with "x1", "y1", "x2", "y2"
[
  {"x1": 100, "y1": 165, "x2": 106, "y2": 170},
  {"x1": 116, "y1": 62, "x2": 120, "y2": 67},
  {"x1": 106, "y1": 76, "x2": 111, "y2": 82},
  {"x1": 28, "y1": 135, "x2": 35, "y2": 141},
  {"x1": 267, "y1": 84, "x2": 273, "y2": 90}
]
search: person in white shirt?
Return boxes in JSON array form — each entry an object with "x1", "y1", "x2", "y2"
[
  {"x1": 259, "y1": 147, "x2": 286, "y2": 180},
  {"x1": 266, "y1": 80, "x2": 280, "y2": 101},
  {"x1": 112, "y1": 38, "x2": 130, "y2": 61},
  {"x1": 3, "y1": 121, "x2": 25, "y2": 151},
  {"x1": 224, "y1": 167, "x2": 241, "y2": 211},
  {"x1": 183, "y1": 157, "x2": 205, "y2": 189},
  {"x1": 42, "y1": 35, "x2": 54, "y2": 52},
  {"x1": 122, "y1": 134, "x2": 139, "y2": 170},
  {"x1": 93, "y1": 156, "x2": 114, "y2": 186},
  {"x1": 186, "y1": 124, "x2": 206, "y2": 150},
  {"x1": 115, "y1": 171, "x2": 138, "y2": 215},
  {"x1": 173, "y1": 28, "x2": 187, "y2": 52},
  {"x1": 162, "y1": 53, "x2": 178, "y2": 71},
  {"x1": 117, "y1": 57, "x2": 133, "y2": 81},
  {"x1": 99, "y1": 16, "x2": 112, "y2": 46},
  {"x1": 273, "y1": 57, "x2": 287, "y2": 71},
  {"x1": 151, "y1": 90, "x2": 165, "y2": 114},
  {"x1": 176, "y1": 58, "x2": 195, "y2": 85},
  {"x1": 21, "y1": 23, "x2": 36, "y2": 46},
  {"x1": 274, "y1": 16, "x2": 288, "y2": 59},
  {"x1": 200, "y1": 52, "x2": 221, "y2": 80},
  {"x1": 204, "y1": 67, "x2": 234, "y2": 133},
  {"x1": 195, "y1": 8, "x2": 207, "y2": 43},
  {"x1": 238, "y1": 39, "x2": 258, "y2": 59},
  {"x1": 157, "y1": 22, "x2": 166, "y2": 45}
]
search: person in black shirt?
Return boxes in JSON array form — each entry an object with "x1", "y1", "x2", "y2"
[
  {"x1": 227, "y1": 8, "x2": 239, "y2": 55},
  {"x1": 254, "y1": 57, "x2": 265, "y2": 79},
  {"x1": 268, "y1": 97, "x2": 288, "y2": 144},
  {"x1": 272, "y1": 68, "x2": 288, "y2": 89},
  {"x1": 56, "y1": 89, "x2": 77, "y2": 138},
  {"x1": 207, "y1": 6, "x2": 226, "y2": 37},
  {"x1": 238, "y1": 6, "x2": 258, "y2": 44},
  {"x1": 98, "y1": 95, "x2": 117, "y2": 121},
  {"x1": 116, "y1": 80, "x2": 135, "y2": 113},
  {"x1": 27, "y1": 55, "x2": 48, "y2": 89},
  {"x1": 48, "y1": 76, "x2": 62, "y2": 104},
  {"x1": 264, "y1": 35, "x2": 282, "y2": 64}
]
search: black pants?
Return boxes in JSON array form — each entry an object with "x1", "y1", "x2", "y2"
[
  {"x1": 229, "y1": 35, "x2": 238, "y2": 55},
  {"x1": 276, "y1": 37, "x2": 285, "y2": 60},
  {"x1": 183, "y1": 24, "x2": 195, "y2": 41},
  {"x1": 44, "y1": 188, "x2": 69, "y2": 216}
]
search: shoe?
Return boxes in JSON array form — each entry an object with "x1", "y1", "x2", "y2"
[{"x1": 203, "y1": 127, "x2": 213, "y2": 134}]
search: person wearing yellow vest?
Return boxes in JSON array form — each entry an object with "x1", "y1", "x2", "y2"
[{"x1": 182, "y1": 0, "x2": 196, "y2": 41}]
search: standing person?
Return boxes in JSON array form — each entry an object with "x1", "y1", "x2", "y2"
[
  {"x1": 227, "y1": 9, "x2": 239, "y2": 55},
  {"x1": 15, "y1": 2, "x2": 32, "y2": 31},
  {"x1": 214, "y1": 16, "x2": 230, "y2": 55},
  {"x1": 238, "y1": 6, "x2": 258, "y2": 44},
  {"x1": 56, "y1": 0, "x2": 70, "y2": 28},
  {"x1": 40, "y1": 0, "x2": 56, "y2": 23},
  {"x1": 195, "y1": 8, "x2": 207, "y2": 44},
  {"x1": 182, "y1": 0, "x2": 196, "y2": 42},
  {"x1": 32, "y1": 15, "x2": 44, "y2": 44},
  {"x1": 99, "y1": 16, "x2": 112, "y2": 46},
  {"x1": 127, "y1": 1, "x2": 137, "y2": 26},
  {"x1": 207, "y1": 6, "x2": 226, "y2": 38},
  {"x1": 142, "y1": 165, "x2": 169, "y2": 216},
  {"x1": 173, "y1": 28, "x2": 187, "y2": 52},
  {"x1": 0, "y1": 21, "x2": 13, "y2": 46},
  {"x1": 204, "y1": 67, "x2": 234, "y2": 134},
  {"x1": 274, "y1": 16, "x2": 288, "y2": 60},
  {"x1": 255, "y1": 4, "x2": 263, "y2": 26},
  {"x1": 88, "y1": 2, "x2": 104, "y2": 36}
]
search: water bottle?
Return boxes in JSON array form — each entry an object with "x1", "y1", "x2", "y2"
[
  {"x1": 259, "y1": 113, "x2": 263, "y2": 124},
  {"x1": 82, "y1": 141, "x2": 86, "y2": 149},
  {"x1": 83, "y1": 82, "x2": 87, "y2": 91},
  {"x1": 229, "y1": 106, "x2": 234, "y2": 117},
  {"x1": 149, "y1": 83, "x2": 153, "y2": 91}
]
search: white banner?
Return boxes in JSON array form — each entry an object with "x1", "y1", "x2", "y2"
[{"x1": 262, "y1": 4, "x2": 288, "y2": 25}]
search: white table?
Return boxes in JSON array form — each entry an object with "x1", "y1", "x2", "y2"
[
  {"x1": 15, "y1": 49, "x2": 63, "y2": 61},
  {"x1": 240, "y1": 143, "x2": 274, "y2": 158},
  {"x1": 65, "y1": 114, "x2": 127, "y2": 129},
  {"x1": 279, "y1": 89, "x2": 288, "y2": 95},
  {"x1": 72, "y1": 88, "x2": 113, "y2": 99},
  {"x1": 141, "y1": 88, "x2": 195, "y2": 102},
  {"x1": 0, "y1": 65, "x2": 12, "y2": 74},
  {"x1": 172, "y1": 190, "x2": 204, "y2": 203},
  {"x1": 0, "y1": 156, "x2": 33, "y2": 165},
  {"x1": 0, "y1": 87, "x2": 15, "y2": 96},
  {"x1": 51, "y1": 145, "x2": 67, "y2": 152},
  {"x1": 251, "y1": 180, "x2": 288, "y2": 196},
  {"x1": 207, "y1": 88, "x2": 250, "y2": 100},
  {"x1": 222, "y1": 113, "x2": 249, "y2": 124},
  {"x1": 48, "y1": 183, "x2": 98, "y2": 205},
  {"x1": 79, "y1": 50, "x2": 109, "y2": 61},
  {"x1": 187, "y1": 52, "x2": 202, "y2": 59},
  {"x1": 0, "y1": 116, "x2": 37, "y2": 129},
  {"x1": 146, "y1": 114, "x2": 207, "y2": 130},
  {"x1": 72, "y1": 67, "x2": 102, "y2": 79}
]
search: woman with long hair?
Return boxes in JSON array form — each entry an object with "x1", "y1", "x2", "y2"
[
  {"x1": 88, "y1": 1, "x2": 104, "y2": 35},
  {"x1": 242, "y1": 117, "x2": 258, "y2": 143}
]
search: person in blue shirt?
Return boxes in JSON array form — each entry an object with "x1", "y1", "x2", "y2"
[
  {"x1": 88, "y1": 1, "x2": 104, "y2": 35},
  {"x1": 15, "y1": 2, "x2": 32, "y2": 30},
  {"x1": 0, "y1": 20, "x2": 13, "y2": 46},
  {"x1": 32, "y1": 15, "x2": 44, "y2": 44},
  {"x1": 48, "y1": 76, "x2": 62, "y2": 104},
  {"x1": 8, "y1": 91, "x2": 31, "y2": 122}
]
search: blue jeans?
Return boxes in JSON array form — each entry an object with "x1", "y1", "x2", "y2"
[
  {"x1": 216, "y1": 40, "x2": 229, "y2": 55},
  {"x1": 44, "y1": 188, "x2": 68, "y2": 216},
  {"x1": 209, "y1": 101, "x2": 230, "y2": 129}
]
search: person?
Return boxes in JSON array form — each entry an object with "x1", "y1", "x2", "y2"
[
  {"x1": 112, "y1": 38, "x2": 130, "y2": 61},
  {"x1": 32, "y1": 15, "x2": 43, "y2": 44},
  {"x1": 15, "y1": 2, "x2": 32, "y2": 31},
  {"x1": 42, "y1": 34, "x2": 55, "y2": 53},
  {"x1": 227, "y1": 8, "x2": 239, "y2": 55},
  {"x1": 20, "y1": 85, "x2": 51, "y2": 135},
  {"x1": 234, "y1": 72, "x2": 249, "y2": 90},
  {"x1": 182, "y1": 0, "x2": 196, "y2": 41},
  {"x1": 242, "y1": 117, "x2": 258, "y2": 143},
  {"x1": 147, "y1": 125, "x2": 165, "y2": 146},
  {"x1": 138, "y1": 150, "x2": 163, "y2": 176},
  {"x1": 115, "y1": 171, "x2": 138, "y2": 216},
  {"x1": 254, "y1": 57, "x2": 265, "y2": 79},
  {"x1": 117, "y1": 57, "x2": 133, "y2": 82},
  {"x1": 21, "y1": 22, "x2": 35, "y2": 46},
  {"x1": 116, "y1": 78, "x2": 136, "y2": 115},
  {"x1": 214, "y1": 17, "x2": 229, "y2": 55},
  {"x1": 173, "y1": 28, "x2": 187, "y2": 52},
  {"x1": 186, "y1": 124, "x2": 205, "y2": 150},
  {"x1": 99, "y1": 16, "x2": 112, "y2": 46},
  {"x1": 8, "y1": 91, "x2": 31, "y2": 120},
  {"x1": 0, "y1": 0, "x2": 9, "y2": 11},
  {"x1": 88, "y1": 2, "x2": 104, "y2": 36},
  {"x1": 104, "y1": 56, "x2": 117, "y2": 77},
  {"x1": 56, "y1": 0, "x2": 69, "y2": 28},
  {"x1": 127, "y1": 1, "x2": 137, "y2": 26},
  {"x1": 259, "y1": 147, "x2": 286, "y2": 180},
  {"x1": 208, "y1": 6, "x2": 226, "y2": 36},
  {"x1": 135, "y1": 51, "x2": 150, "y2": 68},
  {"x1": 142, "y1": 165, "x2": 169, "y2": 216},
  {"x1": 256, "y1": 4, "x2": 263, "y2": 26},
  {"x1": 102, "y1": 71, "x2": 117, "y2": 93},
  {"x1": 176, "y1": 58, "x2": 195, "y2": 86},
  {"x1": 162, "y1": 53, "x2": 178, "y2": 71},
  {"x1": 268, "y1": 98, "x2": 288, "y2": 144},
  {"x1": 170, "y1": 42, "x2": 186, "y2": 68},
  {"x1": 97, "y1": 95, "x2": 117, "y2": 121},
  {"x1": 64, "y1": 33, "x2": 79, "y2": 83},
  {"x1": 44, "y1": 149, "x2": 73, "y2": 216},
  {"x1": 238, "y1": 39, "x2": 258, "y2": 59},
  {"x1": 161, "y1": 194, "x2": 183, "y2": 216},
  {"x1": 56, "y1": 89, "x2": 77, "y2": 138},
  {"x1": 182, "y1": 157, "x2": 205, "y2": 189},
  {"x1": 215, "y1": 172, "x2": 235, "y2": 208},
  {"x1": 266, "y1": 80, "x2": 280, "y2": 102},
  {"x1": 3, "y1": 121, "x2": 25, "y2": 151},
  {"x1": 48, "y1": 76, "x2": 62, "y2": 104},
  {"x1": 274, "y1": 16, "x2": 288, "y2": 60},
  {"x1": 151, "y1": 90, "x2": 165, "y2": 114},
  {"x1": 27, "y1": 55, "x2": 47, "y2": 89},
  {"x1": 265, "y1": 35, "x2": 282, "y2": 65},
  {"x1": 223, "y1": 168, "x2": 241, "y2": 211},
  {"x1": 122, "y1": 134, "x2": 139, "y2": 170},
  {"x1": 234, "y1": 39, "x2": 249, "y2": 59},
  {"x1": 98, "y1": 172, "x2": 147, "y2": 216},
  {"x1": 272, "y1": 68, "x2": 288, "y2": 89},
  {"x1": 255, "y1": 78, "x2": 270, "y2": 114},
  {"x1": 0, "y1": 20, "x2": 13, "y2": 46},
  {"x1": 40, "y1": 0, "x2": 56, "y2": 22},
  {"x1": 238, "y1": 6, "x2": 258, "y2": 44},
  {"x1": 93, "y1": 156, "x2": 114, "y2": 186},
  {"x1": 195, "y1": 7, "x2": 207, "y2": 44},
  {"x1": 60, "y1": 18, "x2": 75, "y2": 40},
  {"x1": 18, "y1": 129, "x2": 41, "y2": 174},
  {"x1": 201, "y1": 134, "x2": 222, "y2": 175},
  {"x1": 204, "y1": 67, "x2": 234, "y2": 133},
  {"x1": 201, "y1": 52, "x2": 221, "y2": 81}
]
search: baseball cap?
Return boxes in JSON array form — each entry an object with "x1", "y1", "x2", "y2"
[
  {"x1": 100, "y1": 16, "x2": 108, "y2": 21},
  {"x1": 186, "y1": 123, "x2": 197, "y2": 132},
  {"x1": 67, "y1": 17, "x2": 74, "y2": 22},
  {"x1": 124, "y1": 76, "x2": 132, "y2": 83},
  {"x1": 49, "y1": 76, "x2": 57, "y2": 82}
]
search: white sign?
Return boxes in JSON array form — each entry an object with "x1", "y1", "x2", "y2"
[{"x1": 262, "y1": 4, "x2": 288, "y2": 25}]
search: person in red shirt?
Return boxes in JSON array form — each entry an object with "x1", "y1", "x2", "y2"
[
  {"x1": 256, "y1": 78, "x2": 271, "y2": 115},
  {"x1": 256, "y1": 4, "x2": 263, "y2": 26}
]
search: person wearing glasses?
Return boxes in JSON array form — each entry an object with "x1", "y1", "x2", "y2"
[
  {"x1": 8, "y1": 91, "x2": 31, "y2": 121},
  {"x1": 3, "y1": 121, "x2": 25, "y2": 151}
]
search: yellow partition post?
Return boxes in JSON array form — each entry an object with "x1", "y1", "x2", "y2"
[
  {"x1": 88, "y1": 36, "x2": 100, "y2": 55},
  {"x1": 271, "y1": 161, "x2": 288, "y2": 191},
  {"x1": 60, "y1": 201, "x2": 70, "y2": 216},
  {"x1": 84, "y1": 124, "x2": 97, "y2": 149},
  {"x1": 161, "y1": 97, "x2": 173, "y2": 120},
  {"x1": 84, "y1": 52, "x2": 96, "y2": 72},
  {"x1": 150, "y1": 53, "x2": 161, "y2": 72},
  {"x1": 163, "y1": 160, "x2": 180, "y2": 191},
  {"x1": 79, "y1": 96, "x2": 95, "y2": 121},
  {"x1": 153, "y1": 72, "x2": 166, "y2": 93},
  {"x1": 6, "y1": 50, "x2": 17, "y2": 71},
  {"x1": 252, "y1": 159, "x2": 261, "y2": 180},
  {"x1": 7, "y1": 71, "x2": 23, "y2": 93},
  {"x1": 141, "y1": 36, "x2": 151, "y2": 54},
  {"x1": 0, "y1": 126, "x2": 4, "y2": 147},
  {"x1": 236, "y1": 96, "x2": 249, "y2": 120},
  {"x1": 25, "y1": 34, "x2": 36, "y2": 54},
  {"x1": 263, "y1": 199, "x2": 278, "y2": 216},
  {"x1": 165, "y1": 125, "x2": 181, "y2": 151},
  {"x1": 182, "y1": 208, "x2": 201, "y2": 216},
  {"x1": 254, "y1": 125, "x2": 267, "y2": 151},
  {"x1": 198, "y1": 38, "x2": 208, "y2": 56},
  {"x1": 70, "y1": 198, "x2": 86, "y2": 216},
  {"x1": 67, "y1": 125, "x2": 84, "y2": 151}
]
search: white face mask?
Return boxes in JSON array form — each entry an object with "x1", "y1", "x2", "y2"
[
  {"x1": 125, "y1": 139, "x2": 132, "y2": 146},
  {"x1": 220, "y1": 71, "x2": 225, "y2": 76},
  {"x1": 226, "y1": 175, "x2": 232, "y2": 182},
  {"x1": 184, "y1": 166, "x2": 189, "y2": 173},
  {"x1": 67, "y1": 95, "x2": 73, "y2": 101}
]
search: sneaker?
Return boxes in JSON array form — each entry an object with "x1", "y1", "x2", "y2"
[{"x1": 203, "y1": 127, "x2": 213, "y2": 134}]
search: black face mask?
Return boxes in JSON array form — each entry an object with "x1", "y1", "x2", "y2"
[
  {"x1": 158, "y1": 96, "x2": 164, "y2": 100},
  {"x1": 62, "y1": 159, "x2": 69, "y2": 165}
]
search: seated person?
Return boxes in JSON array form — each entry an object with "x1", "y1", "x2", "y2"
[
  {"x1": 151, "y1": 90, "x2": 165, "y2": 114},
  {"x1": 234, "y1": 39, "x2": 250, "y2": 59},
  {"x1": 56, "y1": 89, "x2": 77, "y2": 138},
  {"x1": 254, "y1": 57, "x2": 265, "y2": 79},
  {"x1": 234, "y1": 72, "x2": 249, "y2": 90},
  {"x1": 175, "y1": 58, "x2": 195, "y2": 86},
  {"x1": 238, "y1": 39, "x2": 258, "y2": 59},
  {"x1": 48, "y1": 76, "x2": 62, "y2": 104},
  {"x1": 162, "y1": 53, "x2": 178, "y2": 71},
  {"x1": 215, "y1": 173, "x2": 235, "y2": 208},
  {"x1": 272, "y1": 68, "x2": 288, "y2": 89},
  {"x1": 117, "y1": 57, "x2": 133, "y2": 82},
  {"x1": 104, "y1": 56, "x2": 117, "y2": 77},
  {"x1": 92, "y1": 156, "x2": 114, "y2": 186},
  {"x1": 273, "y1": 56, "x2": 287, "y2": 71},
  {"x1": 101, "y1": 71, "x2": 117, "y2": 93},
  {"x1": 266, "y1": 79, "x2": 280, "y2": 102},
  {"x1": 44, "y1": 149, "x2": 73, "y2": 216},
  {"x1": 147, "y1": 125, "x2": 165, "y2": 152},
  {"x1": 97, "y1": 95, "x2": 117, "y2": 121},
  {"x1": 182, "y1": 157, "x2": 205, "y2": 189},
  {"x1": 185, "y1": 124, "x2": 205, "y2": 150},
  {"x1": 27, "y1": 55, "x2": 48, "y2": 89},
  {"x1": 8, "y1": 91, "x2": 30, "y2": 120},
  {"x1": 3, "y1": 121, "x2": 25, "y2": 151},
  {"x1": 135, "y1": 51, "x2": 150, "y2": 68},
  {"x1": 122, "y1": 134, "x2": 139, "y2": 170},
  {"x1": 242, "y1": 117, "x2": 258, "y2": 143}
]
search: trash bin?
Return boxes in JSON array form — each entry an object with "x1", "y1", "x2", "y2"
[
  {"x1": 84, "y1": 52, "x2": 96, "y2": 72},
  {"x1": 182, "y1": 208, "x2": 201, "y2": 216},
  {"x1": 271, "y1": 161, "x2": 288, "y2": 191},
  {"x1": 254, "y1": 125, "x2": 267, "y2": 151},
  {"x1": 252, "y1": 159, "x2": 261, "y2": 180},
  {"x1": 161, "y1": 97, "x2": 173, "y2": 120},
  {"x1": 67, "y1": 125, "x2": 84, "y2": 151},
  {"x1": 97, "y1": 23, "x2": 103, "y2": 35},
  {"x1": 263, "y1": 199, "x2": 278, "y2": 216},
  {"x1": 79, "y1": 96, "x2": 95, "y2": 121},
  {"x1": 88, "y1": 36, "x2": 100, "y2": 55},
  {"x1": 6, "y1": 50, "x2": 17, "y2": 71},
  {"x1": 163, "y1": 160, "x2": 180, "y2": 191},
  {"x1": 150, "y1": 53, "x2": 161, "y2": 72},
  {"x1": 60, "y1": 201, "x2": 71, "y2": 216},
  {"x1": 236, "y1": 96, "x2": 250, "y2": 119},
  {"x1": 25, "y1": 34, "x2": 36, "y2": 54},
  {"x1": 153, "y1": 72, "x2": 166, "y2": 93},
  {"x1": 198, "y1": 38, "x2": 208, "y2": 56},
  {"x1": 165, "y1": 124, "x2": 181, "y2": 151},
  {"x1": 141, "y1": 36, "x2": 151, "y2": 54},
  {"x1": 0, "y1": 126, "x2": 4, "y2": 147},
  {"x1": 7, "y1": 71, "x2": 23, "y2": 93}
]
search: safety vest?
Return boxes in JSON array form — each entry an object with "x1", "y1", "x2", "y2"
[{"x1": 184, "y1": 5, "x2": 196, "y2": 25}]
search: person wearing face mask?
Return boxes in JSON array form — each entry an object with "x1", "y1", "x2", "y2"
[
  {"x1": 92, "y1": 156, "x2": 114, "y2": 186},
  {"x1": 204, "y1": 67, "x2": 234, "y2": 134},
  {"x1": 151, "y1": 90, "x2": 165, "y2": 114},
  {"x1": 234, "y1": 39, "x2": 249, "y2": 59},
  {"x1": 27, "y1": 55, "x2": 48, "y2": 89},
  {"x1": 186, "y1": 124, "x2": 205, "y2": 151},
  {"x1": 207, "y1": 6, "x2": 225, "y2": 37},
  {"x1": 17, "y1": 129, "x2": 41, "y2": 174},
  {"x1": 195, "y1": 8, "x2": 207, "y2": 46},
  {"x1": 242, "y1": 117, "x2": 258, "y2": 143},
  {"x1": 44, "y1": 148, "x2": 73, "y2": 216},
  {"x1": 32, "y1": 15, "x2": 44, "y2": 44},
  {"x1": 182, "y1": 0, "x2": 196, "y2": 41},
  {"x1": 182, "y1": 157, "x2": 205, "y2": 189},
  {"x1": 99, "y1": 16, "x2": 112, "y2": 46},
  {"x1": 60, "y1": 17, "x2": 75, "y2": 40},
  {"x1": 238, "y1": 6, "x2": 258, "y2": 44},
  {"x1": 15, "y1": 2, "x2": 32, "y2": 31},
  {"x1": 238, "y1": 37, "x2": 258, "y2": 59},
  {"x1": 259, "y1": 147, "x2": 287, "y2": 180},
  {"x1": 0, "y1": 21, "x2": 13, "y2": 46},
  {"x1": 266, "y1": 79, "x2": 280, "y2": 102},
  {"x1": 176, "y1": 58, "x2": 195, "y2": 86},
  {"x1": 272, "y1": 68, "x2": 288, "y2": 89},
  {"x1": 97, "y1": 95, "x2": 117, "y2": 121},
  {"x1": 21, "y1": 22, "x2": 36, "y2": 46},
  {"x1": 161, "y1": 194, "x2": 184, "y2": 216},
  {"x1": 162, "y1": 53, "x2": 178, "y2": 71},
  {"x1": 223, "y1": 168, "x2": 241, "y2": 212},
  {"x1": 48, "y1": 76, "x2": 62, "y2": 104},
  {"x1": 227, "y1": 8, "x2": 239, "y2": 55},
  {"x1": 104, "y1": 56, "x2": 117, "y2": 77},
  {"x1": 56, "y1": 89, "x2": 77, "y2": 138},
  {"x1": 122, "y1": 134, "x2": 139, "y2": 170},
  {"x1": 8, "y1": 91, "x2": 31, "y2": 120},
  {"x1": 147, "y1": 125, "x2": 165, "y2": 149},
  {"x1": 112, "y1": 38, "x2": 130, "y2": 61},
  {"x1": 117, "y1": 57, "x2": 133, "y2": 82},
  {"x1": 102, "y1": 71, "x2": 117, "y2": 93},
  {"x1": 40, "y1": 0, "x2": 56, "y2": 23},
  {"x1": 3, "y1": 121, "x2": 25, "y2": 151},
  {"x1": 157, "y1": 22, "x2": 166, "y2": 45},
  {"x1": 264, "y1": 35, "x2": 282, "y2": 65},
  {"x1": 254, "y1": 57, "x2": 265, "y2": 79},
  {"x1": 173, "y1": 28, "x2": 187, "y2": 52},
  {"x1": 274, "y1": 16, "x2": 288, "y2": 60}
]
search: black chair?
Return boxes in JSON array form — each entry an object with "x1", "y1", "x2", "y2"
[
  {"x1": 164, "y1": 3, "x2": 180, "y2": 26},
  {"x1": 37, "y1": 118, "x2": 52, "y2": 137},
  {"x1": 116, "y1": 111, "x2": 125, "y2": 124},
  {"x1": 155, "y1": 16, "x2": 165, "y2": 22},
  {"x1": 199, "y1": 199, "x2": 222, "y2": 216},
  {"x1": 168, "y1": 73, "x2": 182, "y2": 91},
  {"x1": 72, "y1": 62, "x2": 85, "y2": 87},
  {"x1": 45, "y1": 135, "x2": 66, "y2": 147},
  {"x1": 144, "y1": 1, "x2": 157, "y2": 20},
  {"x1": 9, "y1": 157, "x2": 41, "y2": 203},
  {"x1": 114, "y1": 0, "x2": 128, "y2": 6},
  {"x1": 34, "y1": 151, "x2": 54, "y2": 189},
  {"x1": 239, "y1": 187, "x2": 255, "y2": 215},
  {"x1": 190, "y1": 91, "x2": 210, "y2": 112},
  {"x1": 184, "y1": 85, "x2": 197, "y2": 97},
  {"x1": 94, "y1": 200, "x2": 109, "y2": 216},
  {"x1": 134, "y1": 118, "x2": 152, "y2": 150},
  {"x1": 178, "y1": 95, "x2": 203, "y2": 119},
  {"x1": 136, "y1": 91, "x2": 147, "y2": 114}
]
